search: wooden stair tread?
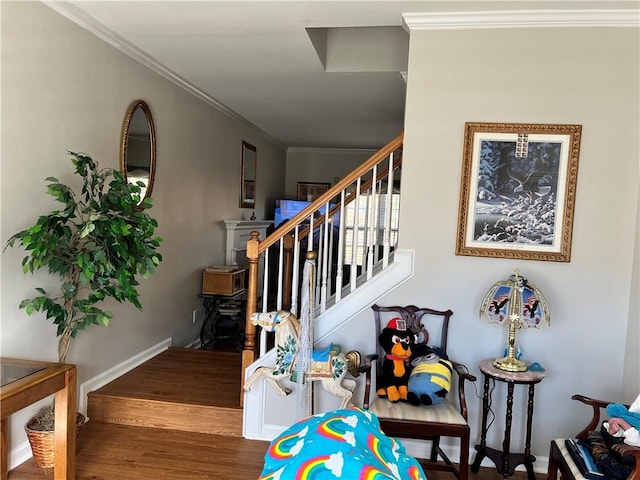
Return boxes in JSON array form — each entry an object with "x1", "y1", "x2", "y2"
[
  {"x1": 91, "y1": 347, "x2": 241, "y2": 408},
  {"x1": 87, "y1": 347, "x2": 243, "y2": 435}
]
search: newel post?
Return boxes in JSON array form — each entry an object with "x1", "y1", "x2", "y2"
[{"x1": 241, "y1": 231, "x2": 261, "y2": 405}]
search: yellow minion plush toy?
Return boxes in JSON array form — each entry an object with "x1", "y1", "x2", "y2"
[{"x1": 407, "y1": 353, "x2": 452, "y2": 406}]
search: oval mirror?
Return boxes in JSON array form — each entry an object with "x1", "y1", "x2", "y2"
[
  {"x1": 120, "y1": 100, "x2": 156, "y2": 205},
  {"x1": 240, "y1": 140, "x2": 257, "y2": 208}
]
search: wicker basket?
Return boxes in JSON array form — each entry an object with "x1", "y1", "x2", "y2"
[{"x1": 25, "y1": 412, "x2": 86, "y2": 469}]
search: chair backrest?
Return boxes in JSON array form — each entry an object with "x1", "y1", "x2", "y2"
[{"x1": 372, "y1": 304, "x2": 453, "y2": 383}]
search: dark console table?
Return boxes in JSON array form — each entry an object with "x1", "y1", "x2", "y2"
[
  {"x1": 198, "y1": 290, "x2": 246, "y2": 351},
  {"x1": 471, "y1": 359, "x2": 545, "y2": 480}
]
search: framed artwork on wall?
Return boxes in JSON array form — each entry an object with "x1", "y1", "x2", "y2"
[
  {"x1": 297, "y1": 182, "x2": 330, "y2": 202},
  {"x1": 456, "y1": 122, "x2": 582, "y2": 262}
]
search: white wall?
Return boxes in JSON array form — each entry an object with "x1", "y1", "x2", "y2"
[
  {"x1": 384, "y1": 25, "x2": 639, "y2": 462},
  {"x1": 0, "y1": 1, "x2": 285, "y2": 462},
  {"x1": 624, "y1": 172, "x2": 640, "y2": 398},
  {"x1": 284, "y1": 148, "x2": 375, "y2": 200}
]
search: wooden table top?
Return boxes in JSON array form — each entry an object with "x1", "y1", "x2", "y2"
[{"x1": 1, "y1": 358, "x2": 75, "y2": 415}]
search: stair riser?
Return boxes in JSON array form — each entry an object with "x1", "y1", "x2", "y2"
[{"x1": 88, "y1": 394, "x2": 242, "y2": 436}]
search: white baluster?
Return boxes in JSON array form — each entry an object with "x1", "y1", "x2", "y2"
[
  {"x1": 383, "y1": 152, "x2": 394, "y2": 268},
  {"x1": 335, "y1": 191, "x2": 346, "y2": 302}
]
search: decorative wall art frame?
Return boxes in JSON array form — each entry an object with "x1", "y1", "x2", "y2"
[
  {"x1": 456, "y1": 122, "x2": 582, "y2": 262},
  {"x1": 297, "y1": 182, "x2": 330, "y2": 202}
]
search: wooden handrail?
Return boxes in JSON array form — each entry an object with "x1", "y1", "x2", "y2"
[
  {"x1": 240, "y1": 131, "x2": 404, "y2": 405},
  {"x1": 298, "y1": 152, "x2": 403, "y2": 240},
  {"x1": 257, "y1": 131, "x2": 403, "y2": 253}
]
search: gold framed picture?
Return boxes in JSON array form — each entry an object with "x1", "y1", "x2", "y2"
[{"x1": 456, "y1": 122, "x2": 582, "y2": 262}]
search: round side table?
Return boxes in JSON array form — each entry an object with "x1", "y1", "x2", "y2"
[{"x1": 471, "y1": 359, "x2": 545, "y2": 480}]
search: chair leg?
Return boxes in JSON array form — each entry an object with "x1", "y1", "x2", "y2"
[
  {"x1": 459, "y1": 431, "x2": 469, "y2": 480},
  {"x1": 547, "y1": 440, "x2": 560, "y2": 480},
  {"x1": 430, "y1": 436, "x2": 440, "y2": 462}
]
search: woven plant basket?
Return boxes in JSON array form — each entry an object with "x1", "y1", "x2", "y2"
[{"x1": 25, "y1": 412, "x2": 86, "y2": 469}]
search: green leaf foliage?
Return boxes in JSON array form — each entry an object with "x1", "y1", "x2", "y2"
[{"x1": 3, "y1": 151, "x2": 163, "y2": 363}]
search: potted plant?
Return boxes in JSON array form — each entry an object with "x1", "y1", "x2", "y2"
[{"x1": 4, "y1": 151, "x2": 162, "y2": 468}]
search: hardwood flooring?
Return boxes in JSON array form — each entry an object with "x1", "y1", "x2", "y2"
[
  {"x1": 87, "y1": 348, "x2": 243, "y2": 436},
  {"x1": 9, "y1": 347, "x2": 545, "y2": 479},
  {"x1": 91, "y1": 347, "x2": 241, "y2": 408},
  {"x1": 9, "y1": 422, "x2": 269, "y2": 480}
]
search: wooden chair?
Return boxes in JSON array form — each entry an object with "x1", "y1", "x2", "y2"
[
  {"x1": 359, "y1": 304, "x2": 476, "y2": 480},
  {"x1": 548, "y1": 394, "x2": 640, "y2": 480}
]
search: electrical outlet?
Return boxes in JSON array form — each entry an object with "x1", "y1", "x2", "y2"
[{"x1": 192, "y1": 309, "x2": 198, "y2": 323}]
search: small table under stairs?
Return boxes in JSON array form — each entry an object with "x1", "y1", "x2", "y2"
[{"x1": 199, "y1": 290, "x2": 246, "y2": 351}]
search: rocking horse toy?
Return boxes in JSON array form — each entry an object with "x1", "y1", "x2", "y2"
[{"x1": 243, "y1": 310, "x2": 361, "y2": 409}]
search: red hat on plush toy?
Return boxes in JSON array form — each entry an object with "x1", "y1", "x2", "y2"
[{"x1": 386, "y1": 317, "x2": 407, "y2": 332}]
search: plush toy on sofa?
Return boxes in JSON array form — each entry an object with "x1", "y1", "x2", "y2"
[
  {"x1": 377, "y1": 317, "x2": 414, "y2": 402},
  {"x1": 407, "y1": 350, "x2": 453, "y2": 406}
]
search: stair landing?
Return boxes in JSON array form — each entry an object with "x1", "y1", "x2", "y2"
[{"x1": 87, "y1": 347, "x2": 243, "y2": 436}]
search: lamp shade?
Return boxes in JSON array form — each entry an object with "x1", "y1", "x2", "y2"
[{"x1": 480, "y1": 271, "x2": 550, "y2": 328}]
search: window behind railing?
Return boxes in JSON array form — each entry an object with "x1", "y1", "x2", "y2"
[
  {"x1": 344, "y1": 192, "x2": 400, "y2": 266},
  {"x1": 241, "y1": 132, "x2": 404, "y2": 385}
]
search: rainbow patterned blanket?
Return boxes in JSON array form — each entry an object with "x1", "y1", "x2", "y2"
[{"x1": 259, "y1": 407, "x2": 427, "y2": 479}]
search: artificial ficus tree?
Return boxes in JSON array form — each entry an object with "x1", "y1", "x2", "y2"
[{"x1": 4, "y1": 151, "x2": 163, "y2": 364}]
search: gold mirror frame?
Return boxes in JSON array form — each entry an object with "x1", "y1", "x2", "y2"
[
  {"x1": 240, "y1": 140, "x2": 257, "y2": 208},
  {"x1": 120, "y1": 100, "x2": 156, "y2": 205}
]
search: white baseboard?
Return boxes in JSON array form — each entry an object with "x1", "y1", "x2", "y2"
[
  {"x1": 244, "y1": 423, "x2": 286, "y2": 442},
  {"x1": 78, "y1": 337, "x2": 173, "y2": 415},
  {"x1": 243, "y1": 424, "x2": 550, "y2": 474},
  {"x1": 400, "y1": 438, "x2": 549, "y2": 475},
  {"x1": 9, "y1": 337, "x2": 173, "y2": 471},
  {"x1": 9, "y1": 441, "x2": 34, "y2": 474}
]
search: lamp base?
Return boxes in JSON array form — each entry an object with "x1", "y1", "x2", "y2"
[{"x1": 493, "y1": 356, "x2": 527, "y2": 372}]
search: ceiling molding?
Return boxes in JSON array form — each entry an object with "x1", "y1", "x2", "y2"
[
  {"x1": 402, "y1": 9, "x2": 640, "y2": 30},
  {"x1": 44, "y1": 1, "x2": 287, "y2": 150},
  {"x1": 287, "y1": 147, "x2": 378, "y2": 154}
]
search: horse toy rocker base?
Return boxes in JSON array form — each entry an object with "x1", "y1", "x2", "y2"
[{"x1": 243, "y1": 310, "x2": 361, "y2": 409}]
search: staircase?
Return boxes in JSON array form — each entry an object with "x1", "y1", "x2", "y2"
[
  {"x1": 241, "y1": 132, "x2": 404, "y2": 371},
  {"x1": 241, "y1": 132, "x2": 407, "y2": 439},
  {"x1": 87, "y1": 348, "x2": 244, "y2": 436},
  {"x1": 11, "y1": 134, "x2": 409, "y2": 478},
  {"x1": 89, "y1": 133, "x2": 406, "y2": 441}
]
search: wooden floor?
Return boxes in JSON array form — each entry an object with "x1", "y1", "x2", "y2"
[
  {"x1": 9, "y1": 347, "x2": 545, "y2": 479},
  {"x1": 92, "y1": 347, "x2": 241, "y2": 408},
  {"x1": 86, "y1": 348, "x2": 243, "y2": 436},
  {"x1": 10, "y1": 422, "x2": 269, "y2": 480}
]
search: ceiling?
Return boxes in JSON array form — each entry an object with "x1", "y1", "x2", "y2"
[{"x1": 48, "y1": 1, "x2": 637, "y2": 150}]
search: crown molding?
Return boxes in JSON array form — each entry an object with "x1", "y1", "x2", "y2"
[
  {"x1": 402, "y1": 9, "x2": 640, "y2": 30},
  {"x1": 287, "y1": 146, "x2": 379, "y2": 154},
  {"x1": 43, "y1": 1, "x2": 286, "y2": 150}
]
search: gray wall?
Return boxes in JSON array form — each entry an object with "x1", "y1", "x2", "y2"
[
  {"x1": 1, "y1": 1, "x2": 285, "y2": 458},
  {"x1": 284, "y1": 148, "x2": 375, "y2": 200},
  {"x1": 384, "y1": 25, "x2": 639, "y2": 458},
  {"x1": 3, "y1": 1, "x2": 639, "y2": 470},
  {"x1": 625, "y1": 174, "x2": 640, "y2": 398}
]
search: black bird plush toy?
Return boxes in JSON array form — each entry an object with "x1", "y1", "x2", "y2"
[{"x1": 377, "y1": 317, "x2": 413, "y2": 402}]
